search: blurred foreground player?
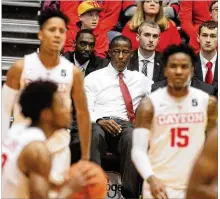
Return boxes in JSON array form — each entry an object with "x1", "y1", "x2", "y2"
[
  {"x1": 132, "y1": 44, "x2": 217, "y2": 199},
  {"x1": 2, "y1": 81, "x2": 95, "y2": 199},
  {"x1": 2, "y1": 9, "x2": 91, "y2": 186},
  {"x1": 186, "y1": 127, "x2": 218, "y2": 199}
]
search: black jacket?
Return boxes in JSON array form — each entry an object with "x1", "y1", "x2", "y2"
[
  {"x1": 194, "y1": 54, "x2": 218, "y2": 90},
  {"x1": 63, "y1": 51, "x2": 109, "y2": 77},
  {"x1": 151, "y1": 77, "x2": 217, "y2": 97},
  {"x1": 127, "y1": 49, "x2": 165, "y2": 82}
]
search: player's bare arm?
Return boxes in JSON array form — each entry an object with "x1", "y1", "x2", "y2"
[
  {"x1": 135, "y1": 98, "x2": 154, "y2": 129},
  {"x1": 6, "y1": 59, "x2": 24, "y2": 89},
  {"x1": 206, "y1": 96, "x2": 218, "y2": 134},
  {"x1": 18, "y1": 141, "x2": 51, "y2": 199},
  {"x1": 186, "y1": 128, "x2": 218, "y2": 199},
  {"x1": 2, "y1": 60, "x2": 24, "y2": 138},
  {"x1": 72, "y1": 65, "x2": 91, "y2": 161},
  {"x1": 133, "y1": 98, "x2": 168, "y2": 199}
]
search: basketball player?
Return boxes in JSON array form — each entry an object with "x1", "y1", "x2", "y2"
[
  {"x1": 186, "y1": 127, "x2": 218, "y2": 199},
  {"x1": 131, "y1": 44, "x2": 217, "y2": 199},
  {"x1": 2, "y1": 10, "x2": 91, "y2": 187},
  {"x1": 2, "y1": 81, "x2": 98, "y2": 199}
]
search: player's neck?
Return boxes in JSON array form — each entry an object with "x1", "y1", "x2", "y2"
[
  {"x1": 38, "y1": 48, "x2": 60, "y2": 68},
  {"x1": 31, "y1": 122, "x2": 56, "y2": 138},
  {"x1": 167, "y1": 86, "x2": 189, "y2": 98}
]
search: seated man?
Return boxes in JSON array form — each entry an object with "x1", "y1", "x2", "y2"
[
  {"x1": 84, "y1": 35, "x2": 152, "y2": 198},
  {"x1": 194, "y1": 21, "x2": 218, "y2": 88},
  {"x1": 63, "y1": 29, "x2": 109, "y2": 164},
  {"x1": 63, "y1": 29, "x2": 109, "y2": 77},
  {"x1": 127, "y1": 21, "x2": 165, "y2": 83},
  {"x1": 210, "y1": 1, "x2": 218, "y2": 22}
]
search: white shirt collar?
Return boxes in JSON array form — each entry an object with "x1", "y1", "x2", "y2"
[
  {"x1": 107, "y1": 62, "x2": 128, "y2": 79},
  {"x1": 199, "y1": 51, "x2": 217, "y2": 66},
  {"x1": 138, "y1": 49, "x2": 155, "y2": 62},
  {"x1": 74, "y1": 54, "x2": 90, "y2": 70}
]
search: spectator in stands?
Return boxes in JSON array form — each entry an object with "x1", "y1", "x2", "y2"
[
  {"x1": 194, "y1": 21, "x2": 218, "y2": 89},
  {"x1": 63, "y1": 29, "x2": 108, "y2": 76},
  {"x1": 63, "y1": 0, "x2": 109, "y2": 58},
  {"x1": 108, "y1": 1, "x2": 138, "y2": 42},
  {"x1": 163, "y1": 0, "x2": 180, "y2": 23},
  {"x1": 60, "y1": 0, "x2": 128, "y2": 44},
  {"x1": 60, "y1": 0, "x2": 122, "y2": 32},
  {"x1": 210, "y1": 1, "x2": 218, "y2": 22},
  {"x1": 179, "y1": 1, "x2": 212, "y2": 53},
  {"x1": 84, "y1": 35, "x2": 152, "y2": 198},
  {"x1": 63, "y1": 29, "x2": 109, "y2": 164},
  {"x1": 127, "y1": 21, "x2": 165, "y2": 83},
  {"x1": 122, "y1": 0, "x2": 181, "y2": 52}
]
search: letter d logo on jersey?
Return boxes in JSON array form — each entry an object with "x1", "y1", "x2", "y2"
[
  {"x1": 192, "y1": 99, "x2": 198, "y2": 107},
  {"x1": 61, "y1": 69, "x2": 66, "y2": 77}
]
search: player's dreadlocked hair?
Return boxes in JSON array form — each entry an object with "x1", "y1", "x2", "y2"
[
  {"x1": 19, "y1": 80, "x2": 58, "y2": 123},
  {"x1": 37, "y1": 9, "x2": 69, "y2": 29}
]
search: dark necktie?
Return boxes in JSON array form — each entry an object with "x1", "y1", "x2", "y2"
[
  {"x1": 205, "y1": 61, "x2": 213, "y2": 84},
  {"x1": 142, "y1": 60, "x2": 150, "y2": 77},
  {"x1": 118, "y1": 72, "x2": 135, "y2": 123}
]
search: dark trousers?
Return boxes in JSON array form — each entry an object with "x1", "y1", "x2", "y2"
[{"x1": 91, "y1": 118, "x2": 141, "y2": 198}]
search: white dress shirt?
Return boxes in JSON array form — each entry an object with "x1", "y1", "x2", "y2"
[
  {"x1": 199, "y1": 52, "x2": 217, "y2": 81},
  {"x1": 84, "y1": 63, "x2": 153, "y2": 123},
  {"x1": 138, "y1": 49, "x2": 155, "y2": 81}
]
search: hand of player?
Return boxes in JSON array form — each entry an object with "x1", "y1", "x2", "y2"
[
  {"x1": 97, "y1": 119, "x2": 122, "y2": 136},
  {"x1": 76, "y1": 160, "x2": 101, "y2": 185},
  {"x1": 147, "y1": 175, "x2": 168, "y2": 199}
]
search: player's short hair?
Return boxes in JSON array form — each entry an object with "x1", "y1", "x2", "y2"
[
  {"x1": 37, "y1": 9, "x2": 69, "y2": 29},
  {"x1": 162, "y1": 44, "x2": 198, "y2": 67},
  {"x1": 198, "y1": 20, "x2": 218, "y2": 35},
  {"x1": 209, "y1": 0, "x2": 218, "y2": 12},
  {"x1": 109, "y1": 35, "x2": 132, "y2": 49},
  {"x1": 19, "y1": 80, "x2": 58, "y2": 123},
  {"x1": 138, "y1": 21, "x2": 161, "y2": 35},
  {"x1": 75, "y1": 29, "x2": 96, "y2": 43}
]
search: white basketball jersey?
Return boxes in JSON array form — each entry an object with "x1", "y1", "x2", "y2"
[
  {"x1": 148, "y1": 87, "x2": 209, "y2": 189},
  {"x1": 13, "y1": 52, "x2": 74, "y2": 125},
  {"x1": 2, "y1": 124, "x2": 46, "y2": 198},
  {"x1": 11, "y1": 52, "x2": 73, "y2": 186}
]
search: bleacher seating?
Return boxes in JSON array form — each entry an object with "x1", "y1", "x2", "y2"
[{"x1": 2, "y1": 0, "x2": 41, "y2": 85}]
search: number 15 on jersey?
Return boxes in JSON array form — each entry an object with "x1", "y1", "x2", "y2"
[{"x1": 170, "y1": 127, "x2": 189, "y2": 147}]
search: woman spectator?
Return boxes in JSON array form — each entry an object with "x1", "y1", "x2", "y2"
[{"x1": 122, "y1": 0, "x2": 181, "y2": 52}]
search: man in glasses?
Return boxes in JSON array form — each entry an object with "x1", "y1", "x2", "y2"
[{"x1": 210, "y1": 1, "x2": 218, "y2": 22}]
